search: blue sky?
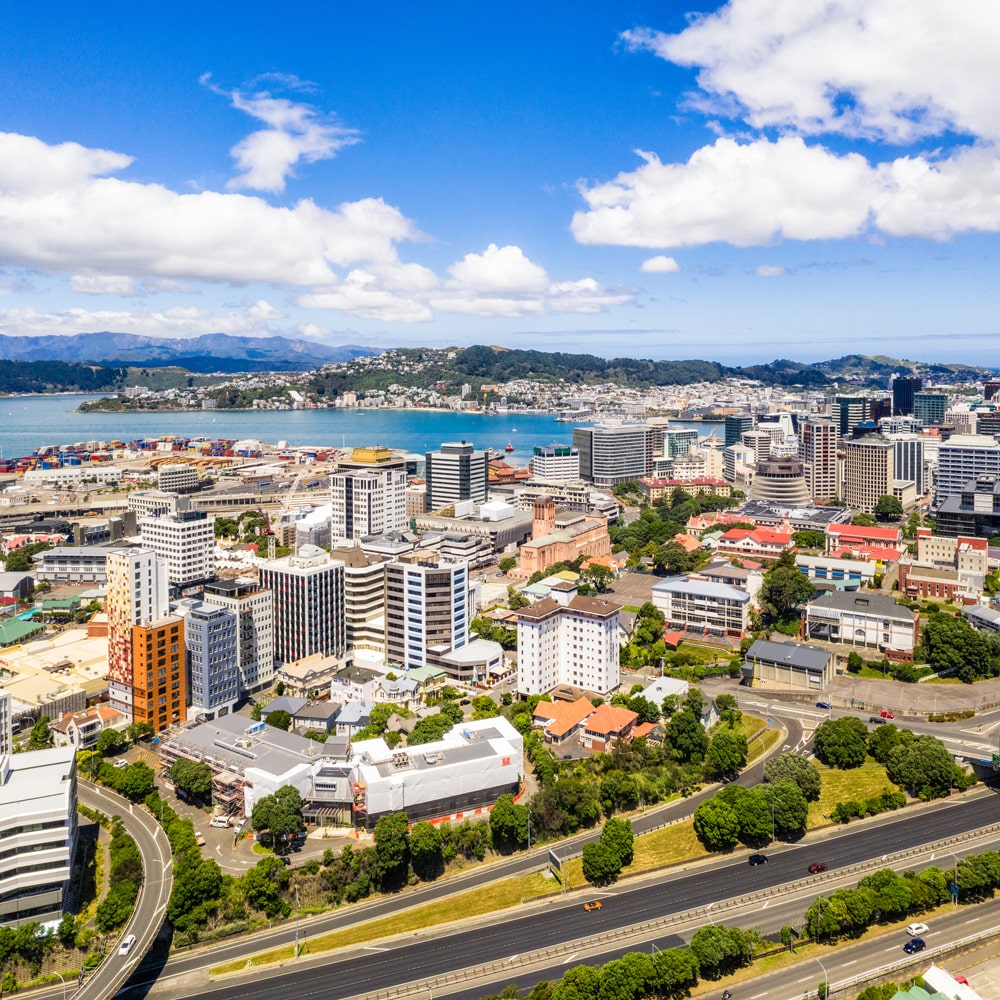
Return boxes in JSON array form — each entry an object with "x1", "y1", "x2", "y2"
[{"x1": 1, "y1": 0, "x2": 999, "y2": 366}]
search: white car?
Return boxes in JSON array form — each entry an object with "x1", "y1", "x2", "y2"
[
  {"x1": 906, "y1": 922, "x2": 929, "y2": 937},
  {"x1": 118, "y1": 933, "x2": 137, "y2": 955},
  {"x1": 209, "y1": 815, "x2": 230, "y2": 829},
  {"x1": 113, "y1": 759, "x2": 128, "y2": 769}
]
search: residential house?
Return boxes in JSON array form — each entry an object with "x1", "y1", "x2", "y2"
[{"x1": 580, "y1": 704, "x2": 638, "y2": 751}]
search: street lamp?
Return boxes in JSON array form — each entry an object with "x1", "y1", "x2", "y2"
[
  {"x1": 706, "y1": 901, "x2": 716, "y2": 924},
  {"x1": 814, "y1": 956, "x2": 830, "y2": 999},
  {"x1": 53, "y1": 970, "x2": 66, "y2": 1000}
]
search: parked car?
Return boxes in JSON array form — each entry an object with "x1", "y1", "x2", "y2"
[
  {"x1": 808, "y1": 862, "x2": 828, "y2": 874},
  {"x1": 869, "y1": 716, "x2": 888, "y2": 725},
  {"x1": 113, "y1": 759, "x2": 128, "y2": 769},
  {"x1": 815, "y1": 701, "x2": 832, "y2": 710},
  {"x1": 903, "y1": 937, "x2": 926, "y2": 954},
  {"x1": 748, "y1": 853, "x2": 768, "y2": 866},
  {"x1": 880, "y1": 709, "x2": 895, "y2": 719},
  {"x1": 209, "y1": 815, "x2": 231, "y2": 829},
  {"x1": 955, "y1": 976, "x2": 969, "y2": 985},
  {"x1": 906, "y1": 922, "x2": 929, "y2": 936},
  {"x1": 118, "y1": 934, "x2": 136, "y2": 955},
  {"x1": 583, "y1": 900, "x2": 602, "y2": 911}
]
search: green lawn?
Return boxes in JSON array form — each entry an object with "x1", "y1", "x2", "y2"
[{"x1": 808, "y1": 758, "x2": 900, "y2": 828}]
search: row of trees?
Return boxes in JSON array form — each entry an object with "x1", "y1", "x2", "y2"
[
  {"x1": 916, "y1": 611, "x2": 1000, "y2": 682},
  {"x1": 95, "y1": 818, "x2": 142, "y2": 931},
  {"x1": 581, "y1": 818, "x2": 635, "y2": 885}
]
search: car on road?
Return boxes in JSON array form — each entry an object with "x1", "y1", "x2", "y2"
[
  {"x1": 808, "y1": 862, "x2": 828, "y2": 874},
  {"x1": 906, "y1": 922, "x2": 929, "y2": 936},
  {"x1": 583, "y1": 900, "x2": 602, "y2": 911},
  {"x1": 954, "y1": 975, "x2": 969, "y2": 985},
  {"x1": 880, "y1": 709, "x2": 895, "y2": 719},
  {"x1": 869, "y1": 716, "x2": 888, "y2": 725},
  {"x1": 118, "y1": 933, "x2": 137, "y2": 955},
  {"x1": 815, "y1": 701, "x2": 832, "y2": 710},
  {"x1": 903, "y1": 937, "x2": 926, "y2": 954},
  {"x1": 209, "y1": 815, "x2": 230, "y2": 829},
  {"x1": 748, "y1": 853, "x2": 768, "y2": 866}
]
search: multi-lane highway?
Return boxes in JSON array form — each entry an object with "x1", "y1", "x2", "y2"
[{"x1": 141, "y1": 788, "x2": 998, "y2": 1000}]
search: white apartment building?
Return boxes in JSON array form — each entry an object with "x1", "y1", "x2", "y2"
[
  {"x1": 258, "y1": 545, "x2": 345, "y2": 666},
  {"x1": 330, "y1": 467, "x2": 407, "y2": 540},
  {"x1": 425, "y1": 442, "x2": 489, "y2": 510},
  {"x1": 105, "y1": 547, "x2": 170, "y2": 719},
  {"x1": 203, "y1": 578, "x2": 275, "y2": 695},
  {"x1": 173, "y1": 599, "x2": 239, "y2": 721},
  {"x1": 651, "y1": 576, "x2": 751, "y2": 638},
  {"x1": 0, "y1": 746, "x2": 78, "y2": 927},
  {"x1": 139, "y1": 509, "x2": 215, "y2": 588},
  {"x1": 127, "y1": 490, "x2": 191, "y2": 518},
  {"x1": 334, "y1": 545, "x2": 388, "y2": 662},
  {"x1": 529, "y1": 444, "x2": 581, "y2": 481},
  {"x1": 935, "y1": 434, "x2": 1000, "y2": 505},
  {"x1": 516, "y1": 593, "x2": 621, "y2": 697},
  {"x1": 32, "y1": 546, "x2": 110, "y2": 585}
]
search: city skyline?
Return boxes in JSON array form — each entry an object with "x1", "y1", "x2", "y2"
[{"x1": 1, "y1": 1, "x2": 999, "y2": 365}]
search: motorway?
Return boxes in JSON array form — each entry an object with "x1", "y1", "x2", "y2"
[
  {"x1": 76, "y1": 781, "x2": 173, "y2": 1000},
  {"x1": 142, "y1": 787, "x2": 999, "y2": 1000}
]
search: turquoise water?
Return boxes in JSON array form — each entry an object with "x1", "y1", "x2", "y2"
[
  {"x1": 0, "y1": 394, "x2": 721, "y2": 465},
  {"x1": 16, "y1": 610, "x2": 36, "y2": 620}
]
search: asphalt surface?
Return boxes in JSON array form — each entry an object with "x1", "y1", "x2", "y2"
[
  {"x1": 153, "y1": 789, "x2": 999, "y2": 1000},
  {"x1": 77, "y1": 781, "x2": 173, "y2": 1000}
]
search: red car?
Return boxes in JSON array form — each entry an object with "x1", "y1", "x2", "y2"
[
  {"x1": 880, "y1": 710, "x2": 895, "y2": 719},
  {"x1": 808, "y1": 862, "x2": 828, "y2": 874},
  {"x1": 955, "y1": 976, "x2": 969, "y2": 985}
]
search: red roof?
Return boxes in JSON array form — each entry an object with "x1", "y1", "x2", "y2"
[
  {"x1": 720, "y1": 527, "x2": 792, "y2": 545},
  {"x1": 584, "y1": 704, "x2": 638, "y2": 736},
  {"x1": 828, "y1": 523, "x2": 903, "y2": 542}
]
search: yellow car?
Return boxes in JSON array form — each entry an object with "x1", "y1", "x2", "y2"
[{"x1": 583, "y1": 900, "x2": 602, "y2": 911}]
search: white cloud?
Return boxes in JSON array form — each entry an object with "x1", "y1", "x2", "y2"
[
  {"x1": 574, "y1": 137, "x2": 1000, "y2": 248},
  {"x1": 573, "y1": 138, "x2": 878, "y2": 247},
  {"x1": 623, "y1": 0, "x2": 1000, "y2": 143},
  {"x1": 754, "y1": 264, "x2": 787, "y2": 277},
  {"x1": 297, "y1": 270, "x2": 434, "y2": 323},
  {"x1": 247, "y1": 299, "x2": 286, "y2": 320},
  {"x1": 640, "y1": 255, "x2": 680, "y2": 273},
  {"x1": 0, "y1": 304, "x2": 275, "y2": 338},
  {"x1": 203, "y1": 75, "x2": 360, "y2": 193},
  {"x1": 70, "y1": 274, "x2": 138, "y2": 296},
  {"x1": 0, "y1": 131, "x2": 416, "y2": 286},
  {"x1": 448, "y1": 243, "x2": 549, "y2": 293}
]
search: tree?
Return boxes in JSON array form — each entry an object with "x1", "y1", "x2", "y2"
[
  {"x1": 763, "y1": 752, "x2": 822, "y2": 801},
  {"x1": 851, "y1": 512, "x2": 877, "y2": 526},
  {"x1": 240, "y1": 856, "x2": 290, "y2": 918},
  {"x1": 274, "y1": 680, "x2": 286, "y2": 697},
  {"x1": 126, "y1": 721, "x2": 154, "y2": 743},
  {"x1": 28, "y1": 715, "x2": 52, "y2": 750},
  {"x1": 409, "y1": 821, "x2": 444, "y2": 881},
  {"x1": 874, "y1": 495, "x2": 903, "y2": 522},
  {"x1": 471, "y1": 695, "x2": 500, "y2": 720},
  {"x1": 581, "y1": 841, "x2": 621, "y2": 886},
  {"x1": 95, "y1": 728, "x2": 128, "y2": 757},
  {"x1": 792, "y1": 529, "x2": 826, "y2": 549},
  {"x1": 600, "y1": 816, "x2": 634, "y2": 869},
  {"x1": 490, "y1": 793, "x2": 529, "y2": 852},
  {"x1": 498, "y1": 556, "x2": 517, "y2": 573},
  {"x1": 759, "y1": 549, "x2": 815, "y2": 623},
  {"x1": 251, "y1": 785, "x2": 304, "y2": 849},
  {"x1": 372, "y1": 811, "x2": 410, "y2": 891},
  {"x1": 170, "y1": 758, "x2": 214, "y2": 801},
  {"x1": 507, "y1": 586, "x2": 530, "y2": 610},
  {"x1": 651, "y1": 948, "x2": 700, "y2": 995},
  {"x1": 115, "y1": 762, "x2": 156, "y2": 802},
  {"x1": 266, "y1": 709, "x2": 292, "y2": 731},
  {"x1": 664, "y1": 708, "x2": 708, "y2": 764},
  {"x1": 813, "y1": 717, "x2": 869, "y2": 769},
  {"x1": 762, "y1": 780, "x2": 808, "y2": 838},
  {"x1": 693, "y1": 797, "x2": 740, "y2": 852},
  {"x1": 885, "y1": 733, "x2": 962, "y2": 798},
  {"x1": 704, "y1": 727, "x2": 748, "y2": 780},
  {"x1": 584, "y1": 563, "x2": 614, "y2": 593},
  {"x1": 779, "y1": 925, "x2": 795, "y2": 953},
  {"x1": 689, "y1": 924, "x2": 755, "y2": 979},
  {"x1": 846, "y1": 650, "x2": 865, "y2": 674}
]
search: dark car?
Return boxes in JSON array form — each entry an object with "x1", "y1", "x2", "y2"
[
  {"x1": 748, "y1": 853, "x2": 768, "y2": 866},
  {"x1": 903, "y1": 937, "x2": 926, "y2": 954},
  {"x1": 816, "y1": 701, "x2": 832, "y2": 710},
  {"x1": 869, "y1": 716, "x2": 888, "y2": 725},
  {"x1": 808, "y1": 862, "x2": 828, "y2": 874}
]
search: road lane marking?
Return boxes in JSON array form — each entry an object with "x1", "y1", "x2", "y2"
[
  {"x1": 562, "y1": 952, "x2": 578, "y2": 964},
  {"x1": 362, "y1": 945, "x2": 388, "y2": 952}
]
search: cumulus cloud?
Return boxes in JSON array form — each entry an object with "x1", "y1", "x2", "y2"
[
  {"x1": 70, "y1": 274, "x2": 138, "y2": 296},
  {"x1": 0, "y1": 304, "x2": 276, "y2": 338},
  {"x1": 202, "y1": 74, "x2": 360, "y2": 193},
  {"x1": 754, "y1": 264, "x2": 787, "y2": 277},
  {"x1": 640, "y1": 255, "x2": 680, "y2": 273},
  {"x1": 0, "y1": 130, "x2": 638, "y2": 324},
  {"x1": 622, "y1": 0, "x2": 1000, "y2": 143},
  {"x1": 595, "y1": 1, "x2": 1000, "y2": 252}
]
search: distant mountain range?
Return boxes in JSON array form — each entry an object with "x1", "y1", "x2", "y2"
[{"x1": 0, "y1": 332, "x2": 378, "y2": 373}]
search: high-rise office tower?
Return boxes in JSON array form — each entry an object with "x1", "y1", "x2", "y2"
[
  {"x1": 258, "y1": 545, "x2": 346, "y2": 665},
  {"x1": 798, "y1": 416, "x2": 838, "y2": 503},
  {"x1": 174, "y1": 599, "x2": 239, "y2": 721},
  {"x1": 424, "y1": 441, "x2": 488, "y2": 510},
  {"x1": 891, "y1": 375, "x2": 923, "y2": 416},
  {"x1": 330, "y1": 447, "x2": 408, "y2": 540},
  {"x1": 573, "y1": 424, "x2": 656, "y2": 487},
  {"x1": 138, "y1": 509, "x2": 215, "y2": 590},
  {"x1": 912, "y1": 392, "x2": 947, "y2": 426},
  {"x1": 935, "y1": 434, "x2": 1000, "y2": 505},
  {"x1": 724, "y1": 413, "x2": 754, "y2": 447},
  {"x1": 842, "y1": 437, "x2": 895, "y2": 513}
]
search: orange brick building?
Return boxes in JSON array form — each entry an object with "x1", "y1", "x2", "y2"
[{"x1": 131, "y1": 616, "x2": 187, "y2": 733}]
